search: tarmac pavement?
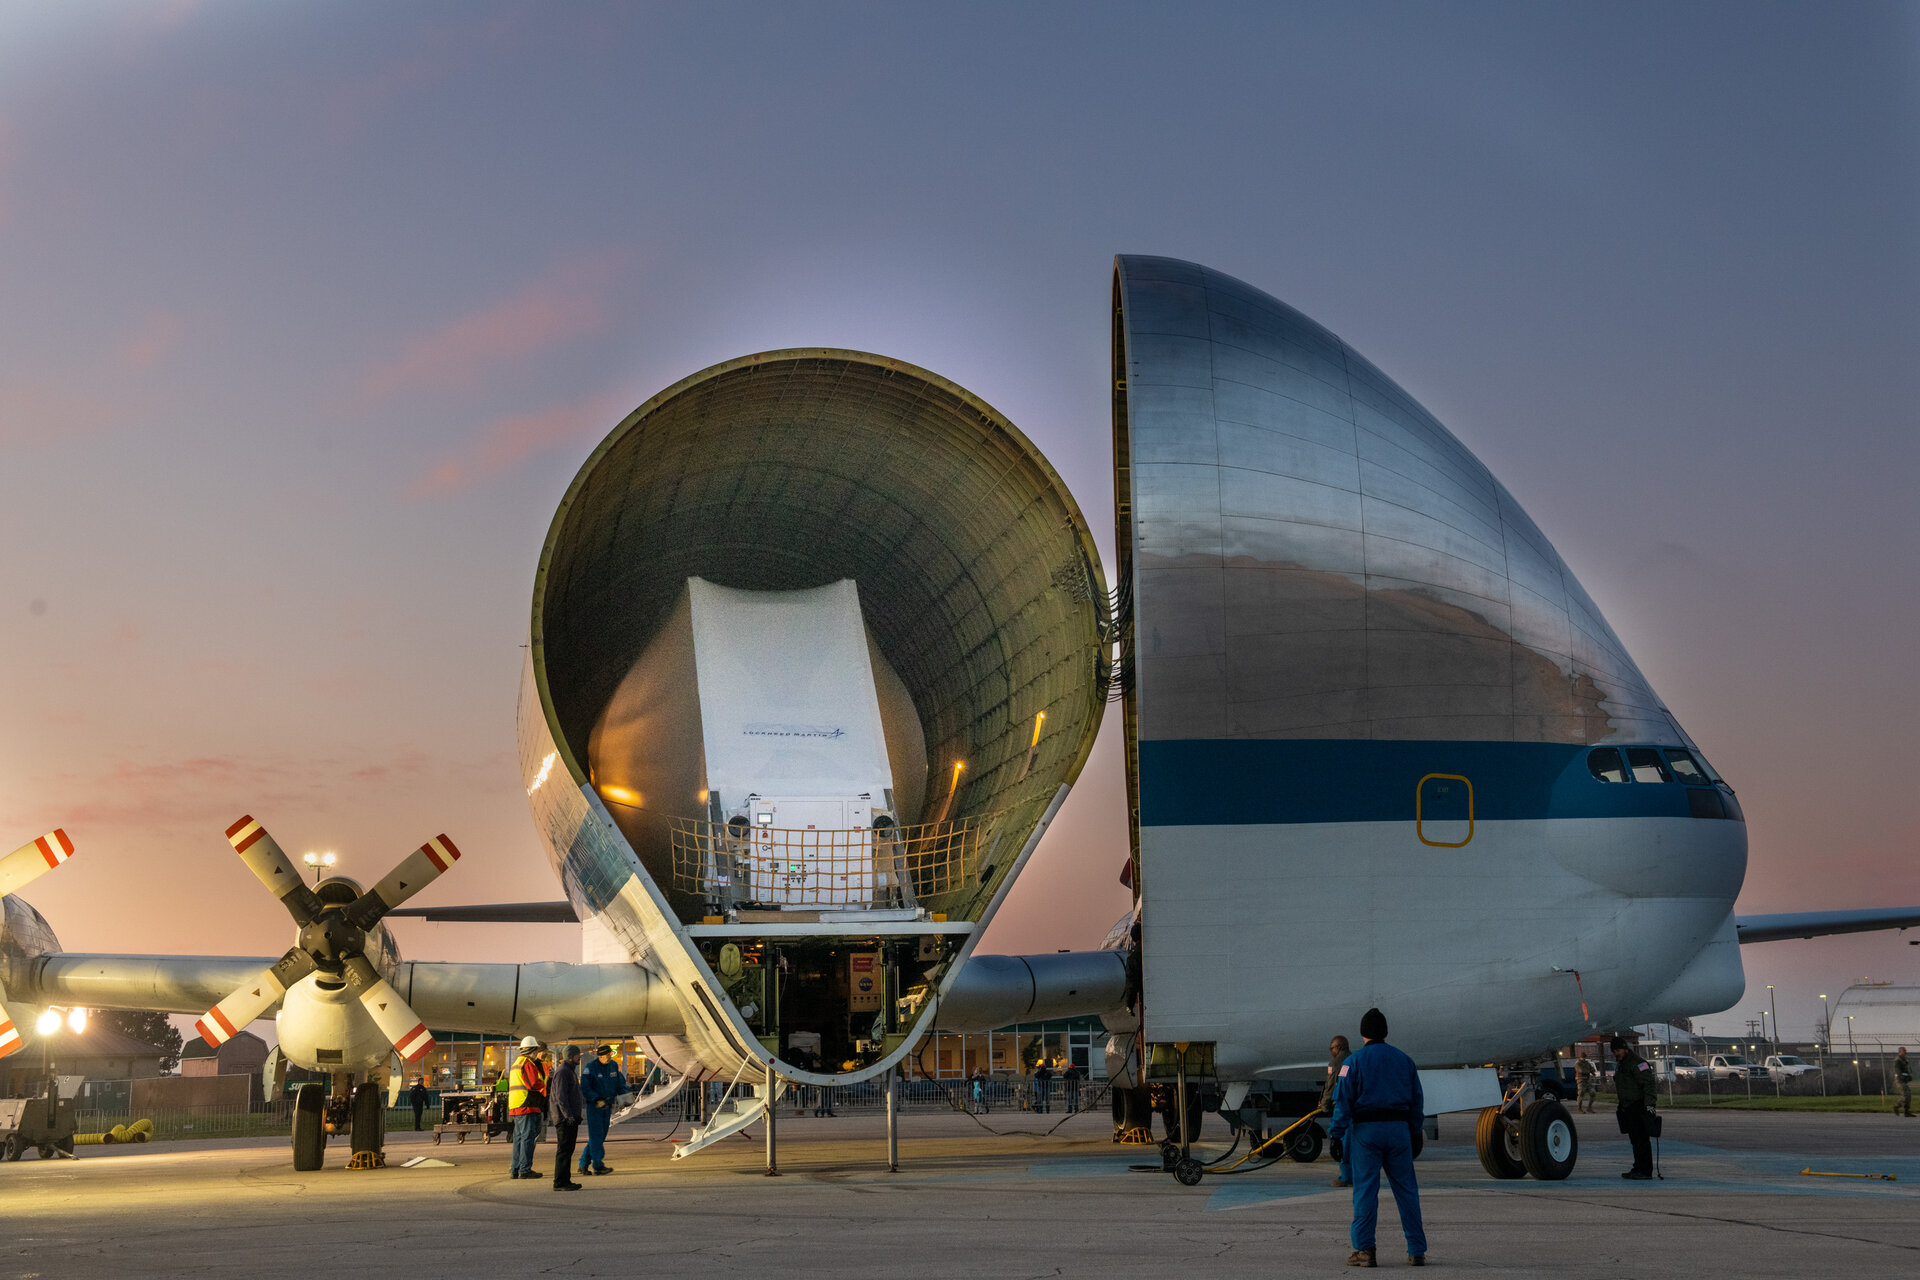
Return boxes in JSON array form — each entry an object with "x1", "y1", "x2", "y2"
[{"x1": 3, "y1": 1106, "x2": 1916, "y2": 1277}]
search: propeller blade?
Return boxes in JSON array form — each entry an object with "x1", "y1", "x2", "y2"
[
  {"x1": 0, "y1": 1015, "x2": 20, "y2": 1060},
  {"x1": 343, "y1": 835, "x2": 461, "y2": 931},
  {"x1": 194, "y1": 948, "x2": 316, "y2": 1046},
  {"x1": 225, "y1": 815, "x2": 326, "y2": 926},
  {"x1": 0, "y1": 828, "x2": 74, "y2": 899},
  {"x1": 344, "y1": 955, "x2": 436, "y2": 1062}
]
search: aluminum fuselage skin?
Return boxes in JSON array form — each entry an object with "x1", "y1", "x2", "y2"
[{"x1": 1114, "y1": 256, "x2": 1748, "y2": 1079}]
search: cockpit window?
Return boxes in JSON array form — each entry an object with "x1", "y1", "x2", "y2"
[
  {"x1": 1663, "y1": 750, "x2": 1710, "y2": 786},
  {"x1": 1587, "y1": 748, "x2": 1628, "y2": 783},
  {"x1": 1625, "y1": 748, "x2": 1672, "y2": 783}
]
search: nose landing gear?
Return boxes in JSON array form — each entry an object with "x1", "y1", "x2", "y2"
[
  {"x1": 1475, "y1": 1081, "x2": 1578, "y2": 1180},
  {"x1": 290, "y1": 1077, "x2": 390, "y2": 1171}
]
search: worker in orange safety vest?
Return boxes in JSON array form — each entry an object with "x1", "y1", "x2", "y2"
[{"x1": 508, "y1": 1036, "x2": 550, "y2": 1179}]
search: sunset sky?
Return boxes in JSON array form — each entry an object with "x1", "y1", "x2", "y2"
[{"x1": 2, "y1": 3, "x2": 1915, "y2": 1043}]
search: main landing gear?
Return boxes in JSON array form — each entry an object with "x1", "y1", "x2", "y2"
[
  {"x1": 1476, "y1": 1082, "x2": 1577, "y2": 1180},
  {"x1": 291, "y1": 1076, "x2": 389, "y2": 1171}
]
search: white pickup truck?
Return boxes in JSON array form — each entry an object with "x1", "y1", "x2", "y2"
[
  {"x1": 1762, "y1": 1054, "x2": 1820, "y2": 1082},
  {"x1": 1708, "y1": 1053, "x2": 1758, "y2": 1080}
]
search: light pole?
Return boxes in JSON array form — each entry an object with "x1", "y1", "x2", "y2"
[
  {"x1": 1761, "y1": 1014, "x2": 1779, "y2": 1094},
  {"x1": 1821, "y1": 994, "x2": 1833, "y2": 1046},
  {"x1": 1766, "y1": 985, "x2": 1779, "y2": 1056},
  {"x1": 1847, "y1": 1015, "x2": 1861, "y2": 1095}
]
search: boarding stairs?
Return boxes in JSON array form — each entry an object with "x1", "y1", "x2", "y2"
[
  {"x1": 608, "y1": 1069, "x2": 692, "y2": 1126},
  {"x1": 671, "y1": 1069, "x2": 784, "y2": 1159}
]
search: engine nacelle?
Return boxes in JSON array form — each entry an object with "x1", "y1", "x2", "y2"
[{"x1": 274, "y1": 978, "x2": 395, "y2": 1074}]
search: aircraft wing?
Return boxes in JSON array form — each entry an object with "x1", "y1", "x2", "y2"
[
  {"x1": 936, "y1": 950, "x2": 1128, "y2": 1032},
  {"x1": 29, "y1": 953, "x2": 275, "y2": 1015},
  {"x1": 24, "y1": 952, "x2": 685, "y2": 1039},
  {"x1": 385, "y1": 901, "x2": 578, "y2": 923},
  {"x1": 1735, "y1": 907, "x2": 1920, "y2": 944}
]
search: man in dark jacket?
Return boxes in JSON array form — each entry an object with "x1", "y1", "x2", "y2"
[
  {"x1": 408, "y1": 1078, "x2": 430, "y2": 1131},
  {"x1": 1895, "y1": 1047, "x2": 1912, "y2": 1118},
  {"x1": 578, "y1": 1044, "x2": 623, "y2": 1175},
  {"x1": 550, "y1": 1046, "x2": 585, "y2": 1191},
  {"x1": 1328, "y1": 1009, "x2": 1426, "y2": 1268},
  {"x1": 1319, "y1": 1035, "x2": 1353, "y2": 1187},
  {"x1": 1611, "y1": 1035, "x2": 1658, "y2": 1179}
]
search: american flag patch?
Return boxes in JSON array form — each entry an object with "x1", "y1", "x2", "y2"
[{"x1": 1338, "y1": 1064, "x2": 1350, "y2": 1077}]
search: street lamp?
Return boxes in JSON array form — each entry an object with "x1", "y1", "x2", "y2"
[
  {"x1": 1847, "y1": 1015, "x2": 1861, "y2": 1095},
  {"x1": 1766, "y1": 985, "x2": 1779, "y2": 1056}
]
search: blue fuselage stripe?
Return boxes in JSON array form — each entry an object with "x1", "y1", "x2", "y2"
[{"x1": 1138, "y1": 739, "x2": 1697, "y2": 827}]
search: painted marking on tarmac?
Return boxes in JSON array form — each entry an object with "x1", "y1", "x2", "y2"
[{"x1": 1203, "y1": 1149, "x2": 1920, "y2": 1211}]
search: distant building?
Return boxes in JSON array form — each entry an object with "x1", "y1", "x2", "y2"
[
  {"x1": 178, "y1": 1029, "x2": 269, "y2": 1078},
  {"x1": 2, "y1": 1023, "x2": 169, "y2": 1097}
]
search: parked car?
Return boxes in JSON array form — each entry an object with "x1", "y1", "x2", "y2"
[
  {"x1": 1763, "y1": 1054, "x2": 1820, "y2": 1082},
  {"x1": 1655, "y1": 1055, "x2": 1707, "y2": 1082},
  {"x1": 1708, "y1": 1053, "x2": 1757, "y2": 1080}
]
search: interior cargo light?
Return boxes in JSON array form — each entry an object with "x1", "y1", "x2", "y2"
[
  {"x1": 599, "y1": 785, "x2": 641, "y2": 807},
  {"x1": 36, "y1": 1009, "x2": 61, "y2": 1035},
  {"x1": 67, "y1": 1007, "x2": 87, "y2": 1033}
]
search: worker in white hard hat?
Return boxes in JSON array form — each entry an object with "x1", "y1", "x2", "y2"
[{"x1": 507, "y1": 1036, "x2": 549, "y2": 1180}]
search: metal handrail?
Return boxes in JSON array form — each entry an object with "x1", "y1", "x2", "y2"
[{"x1": 669, "y1": 813, "x2": 979, "y2": 908}]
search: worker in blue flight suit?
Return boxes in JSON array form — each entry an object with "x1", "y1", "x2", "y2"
[
  {"x1": 1328, "y1": 1008, "x2": 1427, "y2": 1268},
  {"x1": 577, "y1": 1043, "x2": 624, "y2": 1176}
]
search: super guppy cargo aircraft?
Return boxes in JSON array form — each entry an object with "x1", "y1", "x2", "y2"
[{"x1": 2, "y1": 256, "x2": 1913, "y2": 1176}]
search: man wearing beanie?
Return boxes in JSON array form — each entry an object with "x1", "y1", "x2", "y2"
[
  {"x1": 1328, "y1": 1008, "x2": 1427, "y2": 1267},
  {"x1": 1611, "y1": 1035, "x2": 1658, "y2": 1179}
]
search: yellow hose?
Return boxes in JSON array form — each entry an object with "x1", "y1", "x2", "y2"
[{"x1": 1212, "y1": 1109, "x2": 1323, "y2": 1174}]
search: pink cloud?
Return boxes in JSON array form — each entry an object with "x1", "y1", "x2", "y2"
[
  {"x1": 319, "y1": 14, "x2": 523, "y2": 147},
  {"x1": 119, "y1": 310, "x2": 183, "y2": 370},
  {"x1": 0, "y1": 118, "x2": 14, "y2": 232},
  {"x1": 0, "y1": 381, "x2": 132, "y2": 446},
  {"x1": 363, "y1": 254, "x2": 622, "y2": 399},
  {"x1": 410, "y1": 393, "x2": 625, "y2": 498},
  {"x1": 10, "y1": 748, "x2": 451, "y2": 840}
]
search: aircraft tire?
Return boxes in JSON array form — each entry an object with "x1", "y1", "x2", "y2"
[
  {"x1": 1517, "y1": 1098, "x2": 1578, "y2": 1180},
  {"x1": 1285, "y1": 1121, "x2": 1324, "y2": 1163},
  {"x1": 1474, "y1": 1105, "x2": 1526, "y2": 1179},
  {"x1": 292, "y1": 1083, "x2": 326, "y2": 1171},
  {"x1": 350, "y1": 1083, "x2": 385, "y2": 1155}
]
